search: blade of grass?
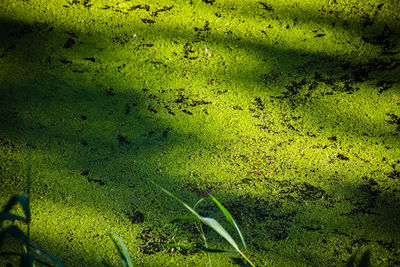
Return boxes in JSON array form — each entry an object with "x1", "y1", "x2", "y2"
[
  {"x1": 148, "y1": 181, "x2": 240, "y2": 250},
  {"x1": 192, "y1": 198, "x2": 211, "y2": 266},
  {"x1": 198, "y1": 223, "x2": 212, "y2": 267},
  {"x1": 209, "y1": 194, "x2": 247, "y2": 250},
  {"x1": 201, "y1": 217, "x2": 240, "y2": 251},
  {"x1": 1, "y1": 225, "x2": 65, "y2": 267},
  {"x1": 149, "y1": 180, "x2": 255, "y2": 267},
  {"x1": 109, "y1": 231, "x2": 133, "y2": 267},
  {"x1": 193, "y1": 198, "x2": 205, "y2": 210},
  {"x1": 33, "y1": 247, "x2": 44, "y2": 267},
  {"x1": 149, "y1": 181, "x2": 202, "y2": 220}
]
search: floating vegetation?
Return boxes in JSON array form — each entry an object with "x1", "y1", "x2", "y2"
[{"x1": 0, "y1": 0, "x2": 399, "y2": 266}]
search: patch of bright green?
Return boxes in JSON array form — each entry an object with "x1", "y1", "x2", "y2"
[{"x1": 1, "y1": 0, "x2": 399, "y2": 266}]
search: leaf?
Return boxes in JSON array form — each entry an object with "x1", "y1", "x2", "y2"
[
  {"x1": 149, "y1": 181, "x2": 202, "y2": 220},
  {"x1": 109, "y1": 231, "x2": 133, "y2": 267},
  {"x1": 150, "y1": 180, "x2": 255, "y2": 267},
  {"x1": 1, "y1": 226, "x2": 65, "y2": 267},
  {"x1": 209, "y1": 195, "x2": 247, "y2": 250},
  {"x1": 201, "y1": 217, "x2": 240, "y2": 252},
  {"x1": 149, "y1": 181, "x2": 240, "y2": 251},
  {"x1": 1, "y1": 225, "x2": 29, "y2": 243},
  {"x1": 193, "y1": 198, "x2": 206, "y2": 211},
  {"x1": 35, "y1": 247, "x2": 65, "y2": 267},
  {"x1": 32, "y1": 247, "x2": 44, "y2": 267}
]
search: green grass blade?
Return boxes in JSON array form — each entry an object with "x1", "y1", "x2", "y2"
[
  {"x1": 109, "y1": 237, "x2": 127, "y2": 266},
  {"x1": 1, "y1": 225, "x2": 65, "y2": 267},
  {"x1": 196, "y1": 222, "x2": 212, "y2": 267},
  {"x1": 28, "y1": 240, "x2": 65, "y2": 267},
  {"x1": 149, "y1": 181, "x2": 202, "y2": 220},
  {"x1": 193, "y1": 198, "x2": 205, "y2": 211},
  {"x1": 149, "y1": 181, "x2": 240, "y2": 250},
  {"x1": 209, "y1": 195, "x2": 247, "y2": 250},
  {"x1": 1, "y1": 225, "x2": 29, "y2": 243},
  {"x1": 33, "y1": 248, "x2": 44, "y2": 267},
  {"x1": 34, "y1": 248, "x2": 65, "y2": 267},
  {"x1": 150, "y1": 180, "x2": 255, "y2": 265},
  {"x1": 201, "y1": 217, "x2": 240, "y2": 251},
  {"x1": 110, "y1": 231, "x2": 133, "y2": 267}
]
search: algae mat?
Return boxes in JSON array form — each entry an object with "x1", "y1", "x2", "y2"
[{"x1": 0, "y1": 0, "x2": 399, "y2": 266}]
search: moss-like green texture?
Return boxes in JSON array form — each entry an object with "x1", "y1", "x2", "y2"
[{"x1": 1, "y1": 0, "x2": 399, "y2": 266}]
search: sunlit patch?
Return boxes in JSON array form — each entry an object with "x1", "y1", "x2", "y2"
[{"x1": 0, "y1": 0, "x2": 399, "y2": 266}]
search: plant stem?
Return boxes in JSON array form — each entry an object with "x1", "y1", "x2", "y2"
[
  {"x1": 197, "y1": 222, "x2": 212, "y2": 267},
  {"x1": 238, "y1": 249, "x2": 256, "y2": 267}
]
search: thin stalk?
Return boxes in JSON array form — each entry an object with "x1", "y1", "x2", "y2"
[
  {"x1": 196, "y1": 222, "x2": 211, "y2": 267},
  {"x1": 237, "y1": 249, "x2": 256, "y2": 267},
  {"x1": 193, "y1": 199, "x2": 211, "y2": 266}
]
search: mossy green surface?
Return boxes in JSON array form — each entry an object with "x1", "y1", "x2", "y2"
[{"x1": 1, "y1": 0, "x2": 399, "y2": 266}]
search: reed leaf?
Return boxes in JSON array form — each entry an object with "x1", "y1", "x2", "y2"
[
  {"x1": 109, "y1": 231, "x2": 133, "y2": 267},
  {"x1": 149, "y1": 181, "x2": 240, "y2": 250},
  {"x1": 209, "y1": 195, "x2": 247, "y2": 250},
  {"x1": 149, "y1": 180, "x2": 255, "y2": 267},
  {"x1": 0, "y1": 225, "x2": 65, "y2": 266}
]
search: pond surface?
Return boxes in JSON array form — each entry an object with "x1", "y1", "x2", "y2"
[{"x1": 0, "y1": 0, "x2": 399, "y2": 266}]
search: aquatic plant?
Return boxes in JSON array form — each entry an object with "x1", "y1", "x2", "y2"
[
  {"x1": 100, "y1": 180, "x2": 254, "y2": 267},
  {"x1": 99, "y1": 231, "x2": 134, "y2": 267},
  {"x1": 150, "y1": 180, "x2": 255, "y2": 267},
  {"x1": 0, "y1": 170, "x2": 372, "y2": 267},
  {"x1": 0, "y1": 165, "x2": 65, "y2": 267}
]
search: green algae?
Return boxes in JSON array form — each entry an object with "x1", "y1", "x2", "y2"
[{"x1": 0, "y1": 0, "x2": 400, "y2": 266}]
